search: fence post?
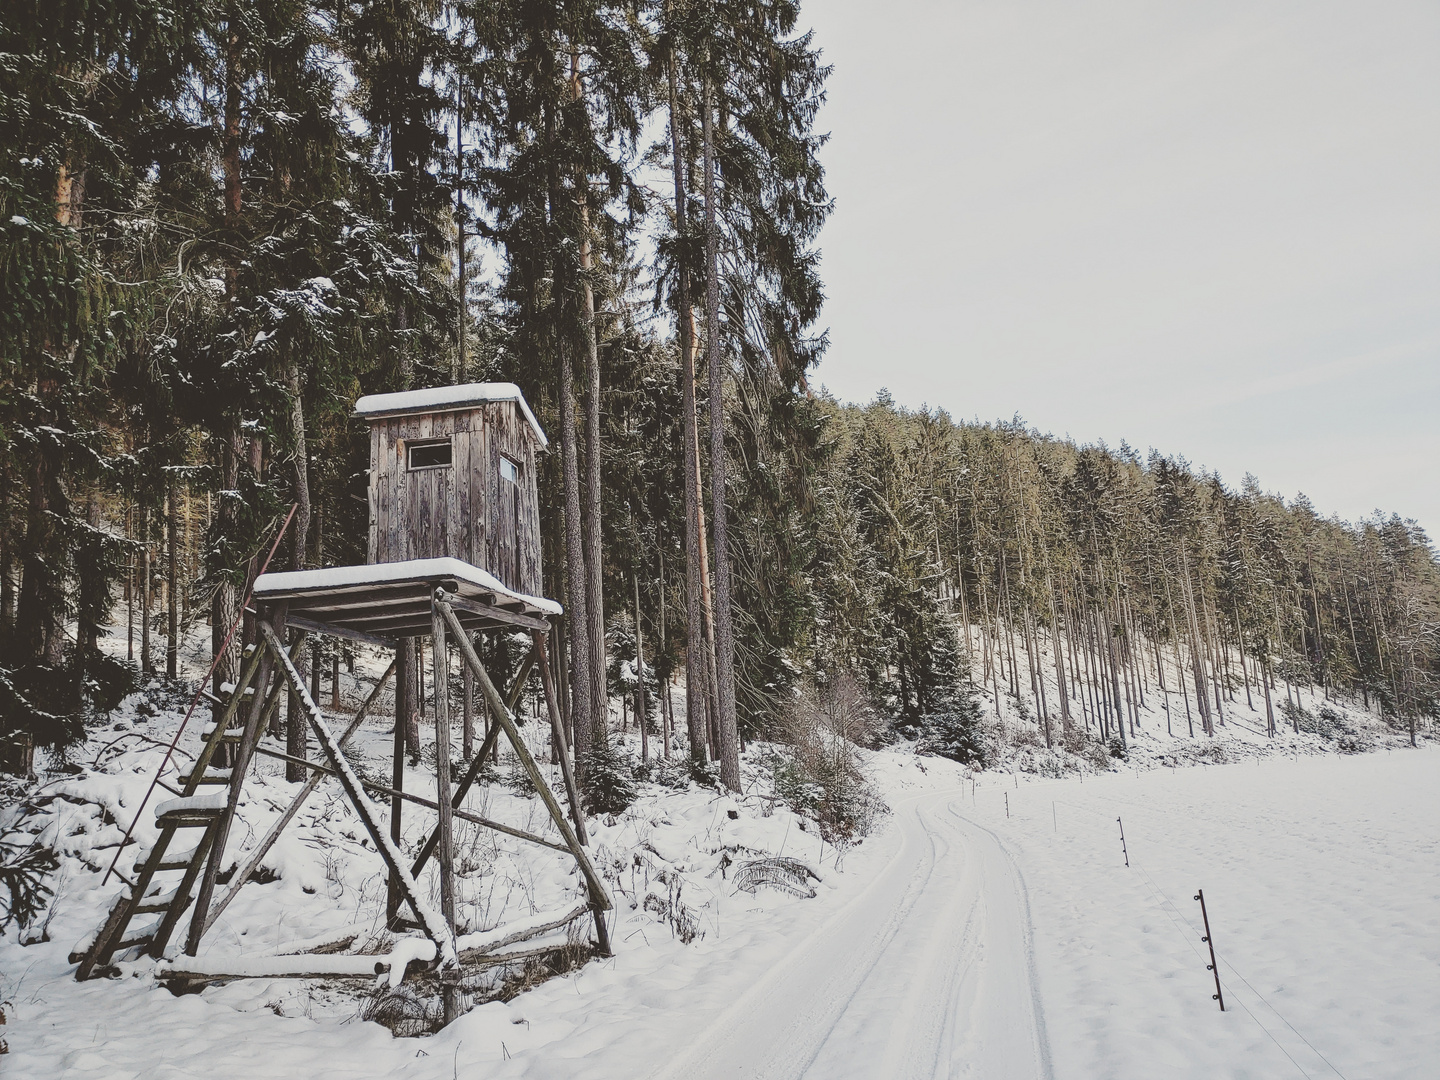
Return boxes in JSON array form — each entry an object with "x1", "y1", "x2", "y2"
[{"x1": 1195, "y1": 888, "x2": 1225, "y2": 1011}]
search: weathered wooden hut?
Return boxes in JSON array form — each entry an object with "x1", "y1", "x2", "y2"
[{"x1": 356, "y1": 382, "x2": 548, "y2": 595}]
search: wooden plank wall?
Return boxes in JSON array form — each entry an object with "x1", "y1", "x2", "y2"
[{"x1": 367, "y1": 402, "x2": 544, "y2": 598}]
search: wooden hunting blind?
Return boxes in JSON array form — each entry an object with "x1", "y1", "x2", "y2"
[
  {"x1": 357, "y1": 382, "x2": 548, "y2": 597},
  {"x1": 76, "y1": 384, "x2": 610, "y2": 1026}
]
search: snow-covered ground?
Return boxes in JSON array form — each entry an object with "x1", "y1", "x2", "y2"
[
  {"x1": 964, "y1": 749, "x2": 1440, "y2": 1080},
  {"x1": 2, "y1": 629, "x2": 1435, "y2": 1079}
]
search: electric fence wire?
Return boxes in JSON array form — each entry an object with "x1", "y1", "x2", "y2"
[{"x1": 1051, "y1": 797, "x2": 1351, "y2": 1080}]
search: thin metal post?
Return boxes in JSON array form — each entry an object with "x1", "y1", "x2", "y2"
[
  {"x1": 1196, "y1": 889, "x2": 1225, "y2": 1011},
  {"x1": 1117, "y1": 816, "x2": 1129, "y2": 867}
]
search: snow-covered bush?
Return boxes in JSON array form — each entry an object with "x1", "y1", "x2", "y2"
[
  {"x1": 0, "y1": 841, "x2": 56, "y2": 931},
  {"x1": 580, "y1": 738, "x2": 637, "y2": 814},
  {"x1": 919, "y1": 688, "x2": 989, "y2": 767}
]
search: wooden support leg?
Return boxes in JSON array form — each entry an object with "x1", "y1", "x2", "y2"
[
  {"x1": 534, "y1": 631, "x2": 587, "y2": 845},
  {"x1": 389, "y1": 638, "x2": 410, "y2": 928},
  {"x1": 430, "y1": 599, "x2": 463, "y2": 1025},
  {"x1": 462, "y1": 652, "x2": 475, "y2": 761},
  {"x1": 186, "y1": 610, "x2": 278, "y2": 956}
]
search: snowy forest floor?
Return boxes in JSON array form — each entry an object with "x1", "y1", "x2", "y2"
[{"x1": 2, "y1": 626, "x2": 1435, "y2": 1079}]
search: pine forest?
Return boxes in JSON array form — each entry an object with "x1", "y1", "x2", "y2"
[{"x1": 2, "y1": 0, "x2": 1437, "y2": 782}]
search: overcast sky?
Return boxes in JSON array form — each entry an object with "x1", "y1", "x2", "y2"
[{"x1": 804, "y1": 0, "x2": 1439, "y2": 539}]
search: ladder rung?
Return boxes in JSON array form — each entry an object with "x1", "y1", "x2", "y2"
[
  {"x1": 200, "y1": 723, "x2": 245, "y2": 741},
  {"x1": 180, "y1": 767, "x2": 233, "y2": 786},
  {"x1": 156, "y1": 848, "x2": 201, "y2": 871},
  {"x1": 156, "y1": 812, "x2": 222, "y2": 828},
  {"x1": 133, "y1": 888, "x2": 183, "y2": 915},
  {"x1": 114, "y1": 918, "x2": 161, "y2": 952}
]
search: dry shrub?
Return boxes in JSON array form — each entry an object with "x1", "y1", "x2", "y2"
[{"x1": 775, "y1": 673, "x2": 886, "y2": 841}]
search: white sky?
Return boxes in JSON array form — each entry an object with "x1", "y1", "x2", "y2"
[{"x1": 805, "y1": 0, "x2": 1440, "y2": 539}]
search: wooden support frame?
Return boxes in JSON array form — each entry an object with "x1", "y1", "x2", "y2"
[
  {"x1": 434, "y1": 593, "x2": 612, "y2": 955},
  {"x1": 125, "y1": 587, "x2": 606, "y2": 1013},
  {"x1": 196, "y1": 659, "x2": 397, "y2": 941},
  {"x1": 258, "y1": 621, "x2": 459, "y2": 970},
  {"x1": 430, "y1": 600, "x2": 464, "y2": 1023}
]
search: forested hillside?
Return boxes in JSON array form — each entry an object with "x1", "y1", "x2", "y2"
[{"x1": 2, "y1": 0, "x2": 1436, "y2": 784}]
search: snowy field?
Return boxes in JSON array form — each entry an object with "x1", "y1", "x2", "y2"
[
  {"x1": 965, "y1": 749, "x2": 1440, "y2": 1080},
  {"x1": 1, "y1": 641, "x2": 1435, "y2": 1079}
]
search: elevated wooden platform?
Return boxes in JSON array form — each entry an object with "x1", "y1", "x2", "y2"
[{"x1": 253, "y1": 557, "x2": 562, "y2": 645}]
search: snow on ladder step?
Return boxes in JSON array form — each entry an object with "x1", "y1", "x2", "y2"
[
  {"x1": 155, "y1": 793, "x2": 227, "y2": 825},
  {"x1": 114, "y1": 917, "x2": 162, "y2": 953},
  {"x1": 133, "y1": 888, "x2": 183, "y2": 915},
  {"x1": 156, "y1": 845, "x2": 203, "y2": 872},
  {"x1": 200, "y1": 722, "x2": 245, "y2": 741}
]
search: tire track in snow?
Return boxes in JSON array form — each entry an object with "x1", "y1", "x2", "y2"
[{"x1": 648, "y1": 789, "x2": 1051, "y2": 1080}]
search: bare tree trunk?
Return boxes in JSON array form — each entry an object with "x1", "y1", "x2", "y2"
[
  {"x1": 559, "y1": 346, "x2": 593, "y2": 773},
  {"x1": 635, "y1": 573, "x2": 647, "y2": 763},
  {"x1": 0, "y1": 464, "x2": 12, "y2": 634},
  {"x1": 572, "y1": 52, "x2": 608, "y2": 748},
  {"x1": 455, "y1": 76, "x2": 466, "y2": 383},
  {"x1": 167, "y1": 479, "x2": 179, "y2": 679},
  {"x1": 285, "y1": 360, "x2": 311, "y2": 781},
  {"x1": 140, "y1": 506, "x2": 152, "y2": 676},
  {"x1": 670, "y1": 55, "x2": 709, "y2": 764},
  {"x1": 702, "y1": 74, "x2": 741, "y2": 790}
]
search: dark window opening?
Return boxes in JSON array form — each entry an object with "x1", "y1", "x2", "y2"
[{"x1": 407, "y1": 438, "x2": 452, "y2": 470}]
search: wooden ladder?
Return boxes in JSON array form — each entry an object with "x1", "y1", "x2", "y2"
[{"x1": 75, "y1": 643, "x2": 270, "y2": 979}]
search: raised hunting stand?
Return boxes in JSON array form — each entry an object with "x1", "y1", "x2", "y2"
[{"x1": 76, "y1": 384, "x2": 610, "y2": 1025}]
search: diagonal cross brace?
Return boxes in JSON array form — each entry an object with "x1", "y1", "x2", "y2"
[
  {"x1": 409, "y1": 642, "x2": 539, "y2": 880},
  {"x1": 198, "y1": 658, "x2": 397, "y2": 941},
  {"x1": 434, "y1": 595, "x2": 611, "y2": 917},
  {"x1": 260, "y1": 623, "x2": 458, "y2": 970}
]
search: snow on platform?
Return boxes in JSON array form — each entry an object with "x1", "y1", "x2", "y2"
[{"x1": 251, "y1": 557, "x2": 561, "y2": 640}]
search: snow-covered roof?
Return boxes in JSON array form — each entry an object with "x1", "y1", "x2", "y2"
[{"x1": 353, "y1": 382, "x2": 548, "y2": 449}]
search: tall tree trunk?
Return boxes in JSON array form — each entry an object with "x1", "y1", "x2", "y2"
[
  {"x1": 454, "y1": 76, "x2": 466, "y2": 383},
  {"x1": 573, "y1": 52, "x2": 607, "y2": 745},
  {"x1": 670, "y1": 54, "x2": 709, "y2": 763},
  {"x1": 635, "y1": 573, "x2": 647, "y2": 763},
  {"x1": 213, "y1": 6, "x2": 244, "y2": 721},
  {"x1": 0, "y1": 464, "x2": 13, "y2": 634},
  {"x1": 559, "y1": 342, "x2": 593, "y2": 774},
  {"x1": 1179, "y1": 550, "x2": 1212, "y2": 735},
  {"x1": 166, "y1": 479, "x2": 179, "y2": 680},
  {"x1": 284, "y1": 361, "x2": 311, "y2": 781},
  {"x1": 702, "y1": 74, "x2": 741, "y2": 790}
]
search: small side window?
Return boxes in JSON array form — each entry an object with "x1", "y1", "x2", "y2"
[
  {"x1": 500, "y1": 456, "x2": 520, "y2": 485},
  {"x1": 407, "y1": 438, "x2": 452, "y2": 470}
]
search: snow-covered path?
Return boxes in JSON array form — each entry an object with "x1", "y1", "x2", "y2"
[{"x1": 652, "y1": 790, "x2": 1052, "y2": 1080}]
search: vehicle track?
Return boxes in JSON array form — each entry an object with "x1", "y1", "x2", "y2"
[{"x1": 650, "y1": 790, "x2": 1052, "y2": 1080}]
